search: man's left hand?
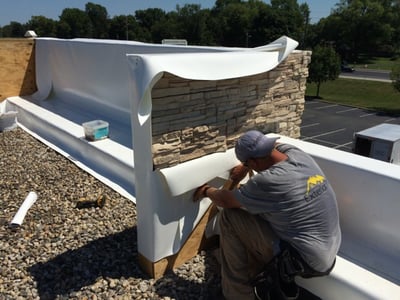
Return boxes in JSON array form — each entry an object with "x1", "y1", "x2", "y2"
[{"x1": 193, "y1": 184, "x2": 210, "y2": 202}]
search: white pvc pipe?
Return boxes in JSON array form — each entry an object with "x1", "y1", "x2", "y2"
[{"x1": 10, "y1": 191, "x2": 38, "y2": 226}]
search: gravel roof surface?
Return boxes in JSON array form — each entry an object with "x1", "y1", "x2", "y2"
[{"x1": 0, "y1": 128, "x2": 221, "y2": 300}]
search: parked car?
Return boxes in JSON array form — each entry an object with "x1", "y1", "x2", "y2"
[{"x1": 341, "y1": 64, "x2": 355, "y2": 72}]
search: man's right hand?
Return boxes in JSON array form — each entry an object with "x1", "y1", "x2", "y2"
[{"x1": 230, "y1": 164, "x2": 250, "y2": 185}]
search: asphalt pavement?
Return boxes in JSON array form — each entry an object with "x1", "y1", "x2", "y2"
[
  {"x1": 340, "y1": 69, "x2": 391, "y2": 82},
  {"x1": 300, "y1": 99, "x2": 400, "y2": 152}
]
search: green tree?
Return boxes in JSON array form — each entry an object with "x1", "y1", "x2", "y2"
[
  {"x1": 211, "y1": 1, "x2": 252, "y2": 47},
  {"x1": 26, "y1": 16, "x2": 57, "y2": 37},
  {"x1": 134, "y1": 8, "x2": 167, "y2": 42},
  {"x1": 391, "y1": 64, "x2": 400, "y2": 92},
  {"x1": 58, "y1": 8, "x2": 91, "y2": 38},
  {"x1": 299, "y1": 3, "x2": 311, "y2": 48},
  {"x1": 1, "y1": 21, "x2": 25, "y2": 37},
  {"x1": 308, "y1": 45, "x2": 341, "y2": 98},
  {"x1": 175, "y1": 4, "x2": 214, "y2": 45},
  {"x1": 325, "y1": 0, "x2": 393, "y2": 60},
  {"x1": 247, "y1": 1, "x2": 274, "y2": 46},
  {"x1": 270, "y1": 0, "x2": 307, "y2": 44},
  {"x1": 213, "y1": 0, "x2": 242, "y2": 11},
  {"x1": 85, "y1": 2, "x2": 109, "y2": 38},
  {"x1": 387, "y1": 0, "x2": 400, "y2": 54},
  {"x1": 109, "y1": 15, "x2": 139, "y2": 40}
]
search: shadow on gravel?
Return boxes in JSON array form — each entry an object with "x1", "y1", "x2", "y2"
[
  {"x1": 28, "y1": 224, "x2": 315, "y2": 300},
  {"x1": 28, "y1": 226, "x2": 221, "y2": 300},
  {"x1": 29, "y1": 227, "x2": 142, "y2": 299}
]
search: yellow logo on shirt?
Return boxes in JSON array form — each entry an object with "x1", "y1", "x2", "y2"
[{"x1": 305, "y1": 175, "x2": 327, "y2": 201}]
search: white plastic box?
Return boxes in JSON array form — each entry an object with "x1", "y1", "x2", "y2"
[{"x1": 82, "y1": 120, "x2": 109, "y2": 141}]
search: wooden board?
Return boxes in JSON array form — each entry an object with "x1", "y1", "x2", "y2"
[
  {"x1": 138, "y1": 204, "x2": 219, "y2": 279},
  {"x1": 0, "y1": 39, "x2": 37, "y2": 101}
]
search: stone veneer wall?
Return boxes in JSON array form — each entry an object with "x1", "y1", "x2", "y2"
[{"x1": 151, "y1": 50, "x2": 312, "y2": 169}]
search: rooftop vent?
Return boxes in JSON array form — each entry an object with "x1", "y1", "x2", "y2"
[
  {"x1": 161, "y1": 39, "x2": 188, "y2": 46},
  {"x1": 24, "y1": 30, "x2": 37, "y2": 38}
]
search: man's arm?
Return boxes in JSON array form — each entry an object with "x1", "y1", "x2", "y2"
[{"x1": 193, "y1": 184, "x2": 242, "y2": 208}]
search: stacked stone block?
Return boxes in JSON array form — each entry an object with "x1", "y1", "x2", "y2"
[{"x1": 152, "y1": 50, "x2": 312, "y2": 169}]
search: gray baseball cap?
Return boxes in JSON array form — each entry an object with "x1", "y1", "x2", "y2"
[{"x1": 235, "y1": 130, "x2": 279, "y2": 163}]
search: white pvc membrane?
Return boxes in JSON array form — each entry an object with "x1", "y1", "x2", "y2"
[
  {"x1": 4, "y1": 36, "x2": 400, "y2": 298},
  {"x1": 6, "y1": 36, "x2": 299, "y2": 262}
]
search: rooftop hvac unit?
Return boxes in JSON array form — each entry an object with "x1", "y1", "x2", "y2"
[{"x1": 353, "y1": 123, "x2": 400, "y2": 164}]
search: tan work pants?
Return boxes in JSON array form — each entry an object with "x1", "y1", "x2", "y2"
[{"x1": 219, "y1": 208, "x2": 278, "y2": 300}]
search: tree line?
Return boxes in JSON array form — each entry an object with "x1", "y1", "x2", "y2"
[
  {"x1": 1, "y1": 0, "x2": 310, "y2": 48},
  {"x1": 1, "y1": 0, "x2": 400, "y2": 93},
  {"x1": 2, "y1": 0, "x2": 399, "y2": 55}
]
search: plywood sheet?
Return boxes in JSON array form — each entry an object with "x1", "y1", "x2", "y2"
[{"x1": 0, "y1": 39, "x2": 37, "y2": 101}]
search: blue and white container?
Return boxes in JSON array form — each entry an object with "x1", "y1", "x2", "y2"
[{"x1": 82, "y1": 120, "x2": 109, "y2": 141}]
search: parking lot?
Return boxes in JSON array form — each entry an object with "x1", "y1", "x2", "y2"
[{"x1": 300, "y1": 99, "x2": 400, "y2": 152}]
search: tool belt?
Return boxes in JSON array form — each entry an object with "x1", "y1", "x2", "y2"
[{"x1": 252, "y1": 241, "x2": 335, "y2": 300}]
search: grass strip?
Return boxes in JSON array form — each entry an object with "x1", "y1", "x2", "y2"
[{"x1": 305, "y1": 78, "x2": 400, "y2": 114}]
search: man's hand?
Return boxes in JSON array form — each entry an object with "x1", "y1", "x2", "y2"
[
  {"x1": 193, "y1": 183, "x2": 242, "y2": 208},
  {"x1": 193, "y1": 184, "x2": 211, "y2": 202},
  {"x1": 230, "y1": 164, "x2": 250, "y2": 185}
]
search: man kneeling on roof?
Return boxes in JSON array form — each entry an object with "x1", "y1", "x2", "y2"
[{"x1": 193, "y1": 130, "x2": 341, "y2": 300}]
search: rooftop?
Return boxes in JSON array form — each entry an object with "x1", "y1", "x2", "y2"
[
  {"x1": 0, "y1": 127, "x2": 222, "y2": 299},
  {"x1": 1, "y1": 37, "x2": 399, "y2": 298}
]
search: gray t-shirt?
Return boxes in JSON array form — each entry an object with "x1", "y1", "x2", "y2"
[{"x1": 233, "y1": 143, "x2": 341, "y2": 272}]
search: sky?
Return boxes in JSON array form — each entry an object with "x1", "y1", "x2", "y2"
[{"x1": 0, "y1": 0, "x2": 338, "y2": 27}]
